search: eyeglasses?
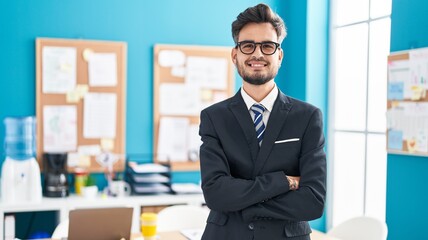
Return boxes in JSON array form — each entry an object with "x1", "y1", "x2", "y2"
[{"x1": 236, "y1": 41, "x2": 280, "y2": 55}]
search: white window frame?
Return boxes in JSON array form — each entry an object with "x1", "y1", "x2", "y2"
[{"x1": 327, "y1": 0, "x2": 391, "y2": 230}]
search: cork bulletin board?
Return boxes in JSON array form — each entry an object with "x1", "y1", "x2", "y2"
[
  {"x1": 387, "y1": 47, "x2": 428, "y2": 156},
  {"x1": 36, "y1": 38, "x2": 127, "y2": 172},
  {"x1": 153, "y1": 44, "x2": 235, "y2": 171}
]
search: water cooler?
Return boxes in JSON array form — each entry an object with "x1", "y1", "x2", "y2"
[{"x1": 1, "y1": 117, "x2": 42, "y2": 203}]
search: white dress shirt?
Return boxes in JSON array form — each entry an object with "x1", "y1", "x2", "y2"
[{"x1": 240, "y1": 83, "x2": 279, "y2": 127}]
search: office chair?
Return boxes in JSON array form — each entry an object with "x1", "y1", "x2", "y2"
[
  {"x1": 51, "y1": 219, "x2": 69, "y2": 239},
  {"x1": 327, "y1": 216, "x2": 388, "y2": 240},
  {"x1": 157, "y1": 205, "x2": 210, "y2": 232}
]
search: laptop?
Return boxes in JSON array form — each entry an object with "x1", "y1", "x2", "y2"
[{"x1": 67, "y1": 207, "x2": 133, "y2": 240}]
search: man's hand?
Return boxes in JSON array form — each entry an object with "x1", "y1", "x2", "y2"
[{"x1": 287, "y1": 176, "x2": 300, "y2": 191}]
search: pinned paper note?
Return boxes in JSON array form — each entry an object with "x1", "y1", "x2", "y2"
[
  {"x1": 157, "y1": 117, "x2": 189, "y2": 162},
  {"x1": 101, "y1": 138, "x2": 115, "y2": 151},
  {"x1": 159, "y1": 84, "x2": 200, "y2": 116},
  {"x1": 43, "y1": 105, "x2": 77, "y2": 152},
  {"x1": 158, "y1": 50, "x2": 186, "y2": 67},
  {"x1": 171, "y1": 66, "x2": 186, "y2": 77},
  {"x1": 76, "y1": 84, "x2": 89, "y2": 97},
  {"x1": 67, "y1": 152, "x2": 80, "y2": 167},
  {"x1": 83, "y1": 93, "x2": 117, "y2": 138},
  {"x1": 42, "y1": 46, "x2": 77, "y2": 93},
  {"x1": 78, "y1": 155, "x2": 91, "y2": 168},
  {"x1": 391, "y1": 101, "x2": 400, "y2": 108},
  {"x1": 388, "y1": 130, "x2": 403, "y2": 150},
  {"x1": 78, "y1": 145, "x2": 102, "y2": 156},
  {"x1": 200, "y1": 89, "x2": 213, "y2": 102},
  {"x1": 88, "y1": 53, "x2": 117, "y2": 87},
  {"x1": 66, "y1": 90, "x2": 80, "y2": 103},
  {"x1": 83, "y1": 48, "x2": 94, "y2": 62},
  {"x1": 410, "y1": 86, "x2": 426, "y2": 100},
  {"x1": 416, "y1": 130, "x2": 428, "y2": 153},
  {"x1": 185, "y1": 56, "x2": 228, "y2": 90},
  {"x1": 407, "y1": 138, "x2": 417, "y2": 152},
  {"x1": 387, "y1": 82, "x2": 404, "y2": 100}
]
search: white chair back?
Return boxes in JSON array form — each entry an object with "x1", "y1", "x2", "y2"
[
  {"x1": 51, "y1": 219, "x2": 69, "y2": 239},
  {"x1": 327, "y1": 216, "x2": 388, "y2": 240},
  {"x1": 157, "y1": 205, "x2": 210, "y2": 232}
]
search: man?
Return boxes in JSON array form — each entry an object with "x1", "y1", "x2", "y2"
[{"x1": 199, "y1": 3, "x2": 326, "y2": 240}]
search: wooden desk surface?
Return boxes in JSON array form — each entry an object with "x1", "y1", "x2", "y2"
[{"x1": 132, "y1": 229, "x2": 341, "y2": 240}]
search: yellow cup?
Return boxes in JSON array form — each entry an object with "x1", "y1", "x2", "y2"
[{"x1": 141, "y1": 212, "x2": 157, "y2": 239}]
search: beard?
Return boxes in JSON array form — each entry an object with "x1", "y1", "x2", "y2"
[{"x1": 236, "y1": 57, "x2": 279, "y2": 85}]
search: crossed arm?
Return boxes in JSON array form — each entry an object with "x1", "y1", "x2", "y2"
[{"x1": 199, "y1": 108, "x2": 326, "y2": 222}]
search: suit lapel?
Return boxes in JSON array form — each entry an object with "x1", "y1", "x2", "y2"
[
  {"x1": 228, "y1": 90, "x2": 259, "y2": 163},
  {"x1": 252, "y1": 91, "x2": 293, "y2": 176}
]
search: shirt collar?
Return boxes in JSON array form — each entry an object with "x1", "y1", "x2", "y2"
[{"x1": 241, "y1": 83, "x2": 278, "y2": 112}]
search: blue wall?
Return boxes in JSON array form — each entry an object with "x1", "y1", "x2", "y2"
[
  {"x1": 278, "y1": 0, "x2": 329, "y2": 232},
  {"x1": 387, "y1": 1, "x2": 428, "y2": 239}
]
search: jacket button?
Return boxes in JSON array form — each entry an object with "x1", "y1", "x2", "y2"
[{"x1": 248, "y1": 223, "x2": 254, "y2": 230}]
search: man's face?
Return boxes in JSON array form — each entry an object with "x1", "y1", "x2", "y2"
[{"x1": 232, "y1": 22, "x2": 283, "y2": 85}]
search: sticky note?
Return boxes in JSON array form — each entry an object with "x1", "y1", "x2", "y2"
[
  {"x1": 101, "y1": 138, "x2": 115, "y2": 151},
  {"x1": 388, "y1": 130, "x2": 403, "y2": 150},
  {"x1": 387, "y1": 82, "x2": 404, "y2": 100},
  {"x1": 411, "y1": 86, "x2": 424, "y2": 100},
  {"x1": 200, "y1": 89, "x2": 213, "y2": 101},
  {"x1": 76, "y1": 84, "x2": 89, "y2": 98},
  {"x1": 78, "y1": 155, "x2": 91, "y2": 167},
  {"x1": 83, "y1": 48, "x2": 94, "y2": 62},
  {"x1": 407, "y1": 138, "x2": 417, "y2": 153},
  {"x1": 66, "y1": 90, "x2": 80, "y2": 103},
  {"x1": 67, "y1": 152, "x2": 80, "y2": 167}
]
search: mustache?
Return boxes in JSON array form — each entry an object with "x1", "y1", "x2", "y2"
[
  {"x1": 245, "y1": 56, "x2": 269, "y2": 64},
  {"x1": 249, "y1": 56, "x2": 267, "y2": 61}
]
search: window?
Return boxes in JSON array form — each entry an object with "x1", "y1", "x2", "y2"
[{"x1": 328, "y1": 0, "x2": 391, "y2": 228}]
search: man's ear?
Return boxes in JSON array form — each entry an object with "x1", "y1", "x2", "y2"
[
  {"x1": 231, "y1": 48, "x2": 237, "y2": 65},
  {"x1": 278, "y1": 48, "x2": 284, "y2": 66}
]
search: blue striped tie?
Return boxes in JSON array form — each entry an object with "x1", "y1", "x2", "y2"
[{"x1": 251, "y1": 104, "x2": 266, "y2": 146}]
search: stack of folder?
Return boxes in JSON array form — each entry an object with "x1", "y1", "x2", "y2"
[{"x1": 126, "y1": 161, "x2": 173, "y2": 195}]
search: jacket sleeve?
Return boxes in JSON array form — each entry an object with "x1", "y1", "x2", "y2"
[
  {"x1": 241, "y1": 108, "x2": 327, "y2": 222},
  {"x1": 199, "y1": 109, "x2": 290, "y2": 212}
]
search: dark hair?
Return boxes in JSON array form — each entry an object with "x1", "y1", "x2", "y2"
[{"x1": 232, "y1": 3, "x2": 287, "y2": 44}]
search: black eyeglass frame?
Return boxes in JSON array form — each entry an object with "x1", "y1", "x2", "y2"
[{"x1": 235, "y1": 41, "x2": 281, "y2": 55}]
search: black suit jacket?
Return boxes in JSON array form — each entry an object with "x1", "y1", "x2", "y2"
[{"x1": 199, "y1": 89, "x2": 326, "y2": 240}]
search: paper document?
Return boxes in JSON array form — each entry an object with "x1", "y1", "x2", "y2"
[
  {"x1": 188, "y1": 124, "x2": 202, "y2": 161},
  {"x1": 88, "y1": 53, "x2": 118, "y2": 86},
  {"x1": 83, "y1": 93, "x2": 117, "y2": 138},
  {"x1": 157, "y1": 117, "x2": 189, "y2": 162},
  {"x1": 409, "y1": 48, "x2": 428, "y2": 89},
  {"x1": 158, "y1": 50, "x2": 186, "y2": 67},
  {"x1": 159, "y1": 83, "x2": 201, "y2": 116},
  {"x1": 133, "y1": 183, "x2": 170, "y2": 193},
  {"x1": 129, "y1": 163, "x2": 169, "y2": 173},
  {"x1": 43, "y1": 105, "x2": 77, "y2": 152},
  {"x1": 131, "y1": 174, "x2": 170, "y2": 183},
  {"x1": 186, "y1": 56, "x2": 228, "y2": 90},
  {"x1": 387, "y1": 102, "x2": 428, "y2": 153},
  {"x1": 42, "y1": 46, "x2": 77, "y2": 93},
  {"x1": 388, "y1": 60, "x2": 411, "y2": 99}
]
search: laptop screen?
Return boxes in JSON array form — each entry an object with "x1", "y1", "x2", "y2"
[{"x1": 68, "y1": 207, "x2": 133, "y2": 240}]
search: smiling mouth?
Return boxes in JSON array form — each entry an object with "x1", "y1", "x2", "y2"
[{"x1": 247, "y1": 62, "x2": 268, "y2": 67}]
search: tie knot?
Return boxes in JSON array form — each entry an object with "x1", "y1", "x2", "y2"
[{"x1": 251, "y1": 104, "x2": 266, "y2": 115}]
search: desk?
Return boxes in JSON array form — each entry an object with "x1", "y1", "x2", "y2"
[
  {"x1": 0, "y1": 194, "x2": 205, "y2": 238},
  {"x1": 132, "y1": 230, "x2": 341, "y2": 240}
]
